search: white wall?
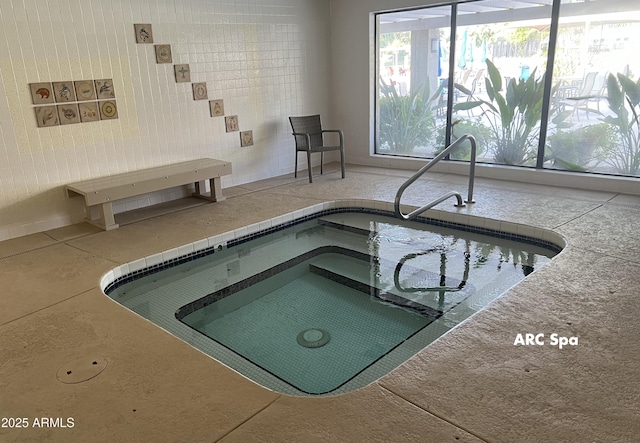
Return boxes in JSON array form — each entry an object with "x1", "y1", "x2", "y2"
[{"x1": 0, "y1": 0, "x2": 331, "y2": 240}]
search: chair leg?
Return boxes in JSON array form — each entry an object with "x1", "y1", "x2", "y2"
[
  {"x1": 294, "y1": 151, "x2": 298, "y2": 178},
  {"x1": 340, "y1": 149, "x2": 345, "y2": 179},
  {"x1": 307, "y1": 151, "x2": 313, "y2": 183},
  {"x1": 320, "y1": 152, "x2": 324, "y2": 175}
]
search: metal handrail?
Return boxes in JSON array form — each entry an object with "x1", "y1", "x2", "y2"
[{"x1": 394, "y1": 134, "x2": 477, "y2": 220}]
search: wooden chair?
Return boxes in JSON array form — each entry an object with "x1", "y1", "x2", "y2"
[{"x1": 289, "y1": 115, "x2": 345, "y2": 183}]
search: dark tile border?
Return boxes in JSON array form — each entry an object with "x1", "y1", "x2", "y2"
[{"x1": 105, "y1": 207, "x2": 563, "y2": 295}]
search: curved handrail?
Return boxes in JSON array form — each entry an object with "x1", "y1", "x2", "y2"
[{"x1": 394, "y1": 134, "x2": 477, "y2": 220}]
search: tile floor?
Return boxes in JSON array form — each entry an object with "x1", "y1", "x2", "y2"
[{"x1": 0, "y1": 164, "x2": 638, "y2": 442}]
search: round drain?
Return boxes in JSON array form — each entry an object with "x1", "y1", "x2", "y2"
[{"x1": 297, "y1": 328, "x2": 330, "y2": 348}]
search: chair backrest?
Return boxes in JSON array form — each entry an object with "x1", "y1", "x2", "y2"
[
  {"x1": 578, "y1": 72, "x2": 598, "y2": 96},
  {"x1": 590, "y1": 72, "x2": 607, "y2": 96},
  {"x1": 289, "y1": 115, "x2": 323, "y2": 150}
]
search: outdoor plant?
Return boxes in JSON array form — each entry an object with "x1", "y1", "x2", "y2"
[
  {"x1": 601, "y1": 73, "x2": 640, "y2": 175},
  {"x1": 545, "y1": 123, "x2": 615, "y2": 171},
  {"x1": 435, "y1": 117, "x2": 491, "y2": 160},
  {"x1": 454, "y1": 59, "x2": 568, "y2": 165},
  {"x1": 378, "y1": 77, "x2": 443, "y2": 155}
]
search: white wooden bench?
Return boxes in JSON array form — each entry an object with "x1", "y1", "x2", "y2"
[{"x1": 65, "y1": 158, "x2": 232, "y2": 230}]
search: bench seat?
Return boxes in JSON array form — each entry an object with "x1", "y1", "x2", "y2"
[{"x1": 66, "y1": 158, "x2": 232, "y2": 230}]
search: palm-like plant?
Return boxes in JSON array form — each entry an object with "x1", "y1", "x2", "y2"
[
  {"x1": 378, "y1": 77, "x2": 443, "y2": 155},
  {"x1": 454, "y1": 59, "x2": 567, "y2": 165},
  {"x1": 602, "y1": 73, "x2": 640, "y2": 175}
]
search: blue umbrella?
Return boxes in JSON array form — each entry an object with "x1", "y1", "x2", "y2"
[
  {"x1": 437, "y1": 40, "x2": 442, "y2": 77},
  {"x1": 458, "y1": 30, "x2": 467, "y2": 69}
]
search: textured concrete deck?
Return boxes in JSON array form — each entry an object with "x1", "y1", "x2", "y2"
[{"x1": 1, "y1": 164, "x2": 638, "y2": 442}]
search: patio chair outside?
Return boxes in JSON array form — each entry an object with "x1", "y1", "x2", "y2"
[
  {"x1": 560, "y1": 71, "x2": 598, "y2": 120},
  {"x1": 289, "y1": 115, "x2": 346, "y2": 183}
]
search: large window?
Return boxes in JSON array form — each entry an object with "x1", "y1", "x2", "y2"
[
  {"x1": 375, "y1": 0, "x2": 640, "y2": 177},
  {"x1": 376, "y1": 6, "x2": 451, "y2": 158}
]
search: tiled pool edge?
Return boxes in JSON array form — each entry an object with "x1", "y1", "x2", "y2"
[{"x1": 100, "y1": 199, "x2": 568, "y2": 294}]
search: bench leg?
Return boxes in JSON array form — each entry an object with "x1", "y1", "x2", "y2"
[
  {"x1": 193, "y1": 178, "x2": 226, "y2": 202},
  {"x1": 84, "y1": 202, "x2": 119, "y2": 231}
]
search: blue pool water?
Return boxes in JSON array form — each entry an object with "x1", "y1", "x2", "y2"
[{"x1": 106, "y1": 209, "x2": 559, "y2": 396}]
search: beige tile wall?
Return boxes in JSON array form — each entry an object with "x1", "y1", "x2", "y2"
[{"x1": 0, "y1": 0, "x2": 331, "y2": 240}]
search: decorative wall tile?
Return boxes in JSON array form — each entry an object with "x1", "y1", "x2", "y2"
[
  {"x1": 78, "y1": 102, "x2": 100, "y2": 122},
  {"x1": 209, "y1": 99, "x2": 224, "y2": 116},
  {"x1": 57, "y1": 104, "x2": 80, "y2": 125},
  {"x1": 95, "y1": 79, "x2": 115, "y2": 99},
  {"x1": 192, "y1": 82, "x2": 208, "y2": 100},
  {"x1": 225, "y1": 115, "x2": 239, "y2": 132},
  {"x1": 34, "y1": 106, "x2": 59, "y2": 127},
  {"x1": 174, "y1": 64, "x2": 190, "y2": 83},
  {"x1": 74, "y1": 80, "x2": 96, "y2": 101},
  {"x1": 99, "y1": 101, "x2": 118, "y2": 120},
  {"x1": 30, "y1": 82, "x2": 54, "y2": 104},
  {"x1": 240, "y1": 130, "x2": 254, "y2": 147},
  {"x1": 155, "y1": 45, "x2": 172, "y2": 63},
  {"x1": 134, "y1": 24, "x2": 153, "y2": 43},
  {"x1": 52, "y1": 81, "x2": 76, "y2": 102}
]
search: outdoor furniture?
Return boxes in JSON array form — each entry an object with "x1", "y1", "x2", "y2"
[
  {"x1": 289, "y1": 115, "x2": 346, "y2": 183},
  {"x1": 559, "y1": 71, "x2": 598, "y2": 120}
]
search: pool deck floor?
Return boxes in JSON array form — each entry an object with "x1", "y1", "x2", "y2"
[{"x1": 1, "y1": 164, "x2": 639, "y2": 442}]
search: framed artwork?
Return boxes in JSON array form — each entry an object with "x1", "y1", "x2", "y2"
[
  {"x1": 95, "y1": 79, "x2": 115, "y2": 99},
  {"x1": 155, "y1": 45, "x2": 172, "y2": 63},
  {"x1": 74, "y1": 80, "x2": 96, "y2": 101},
  {"x1": 99, "y1": 101, "x2": 118, "y2": 120},
  {"x1": 57, "y1": 104, "x2": 80, "y2": 125},
  {"x1": 134, "y1": 24, "x2": 153, "y2": 43},
  {"x1": 52, "y1": 81, "x2": 76, "y2": 102},
  {"x1": 30, "y1": 82, "x2": 54, "y2": 104},
  {"x1": 225, "y1": 115, "x2": 239, "y2": 132},
  {"x1": 78, "y1": 102, "x2": 100, "y2": 122},
  {"x1": 240, "y1": 130, "x2": 254, "y2": 147},
  {"x1": 192, "y1": 82, "x2": 208, "y2": 100},
  {"x1": 174, "y1": 64, "x2": 190, "y2": 83},
  {"x1": 34, "y1": 106, "x2": 59, "y2": 127},
  {"x1": 209, "y1": 99, "x2": 224, "y2": 117}
]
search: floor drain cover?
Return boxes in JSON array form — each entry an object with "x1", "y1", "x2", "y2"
[
  {"x1": 297, "y1": 328, "x2": 330, "y2": 348},
  {"x1": 56, "y1": 357, "x2": 108, "y2": 384}
]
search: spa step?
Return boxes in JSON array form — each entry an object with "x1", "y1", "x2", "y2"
[
  {"x1": 308, "y1": 251, "x2": 470, "y2": 316},
  {"x1": 317, "y1": 218, "x2": 375, "y2": 237},
  {"x1": 308, "y1": 257, "x2": 443, "y2": 319}
]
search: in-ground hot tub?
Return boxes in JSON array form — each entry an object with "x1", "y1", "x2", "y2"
[{"x1": 102, "y1": 201, "x2": 564, "y2": 396}]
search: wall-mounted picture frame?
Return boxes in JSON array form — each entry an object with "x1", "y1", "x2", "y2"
[
  {"x1": 192, "y1": 82, "x2": 208, "y2": 100},
  {"x1": 57, "y1": 104, "x2": 80, "y2": 125},
  {"x1": 30, "y1": 82, "x2": 54, "y2": 104},
  {"x1": 79, "y1": 102, "x2": 100, "y2": 122},
  {"x1": 155, "y1": 45, "x2": 172, "y2": 63},
  {"x1": 52, "y1": 81, "x2": 76, "y2": 102},
  {"x1": 174, "y1": 64, "x2": 190, "y2": 83},
  {"x1": 240, "y1": 130, "x2": 254, "y2": 147},
  {"x1": 209, "y1": 99, "x2": 224, "y2": 117},
  {"x1": 134, "y1": 24, "x2": 153, "y2": 43},
  {"x1": 74, "y1": 80, "x2": 96, "y2": 101},
  {"x1": 225, "y1": 115, "x2": 239, "y2": 132},
  {"x1": 95, "y1": 79, "x2": 115, "y2": 99},
  {"x1": 34, "y1": 106, "x2": 59, "y2": 127}
]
